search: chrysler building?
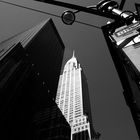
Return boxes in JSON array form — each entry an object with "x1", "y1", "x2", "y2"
[{"x1": 56, "y1": 52, "x2": 97, "y2": 140}]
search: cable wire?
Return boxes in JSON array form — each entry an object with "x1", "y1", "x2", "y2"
[
  {"x1": 75, "y1": 20, "x2": 101, "y2": 29},
  {"x1": 0, "y1": 0, "x2": 60, "y2": 18},
  {"x1": 0, "y1": 0, "x2": 101, "y2": 29}
]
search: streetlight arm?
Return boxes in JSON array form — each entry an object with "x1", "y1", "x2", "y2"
[
  {"x1": 119, "y1": 0, "x2": 126, "y2": 10},
  {"x1": 34, "y1": 0, "x2": 119, "y2": 20},
  {"x1": 74, "y1": 5, "x2": 97, "y2": 14}
]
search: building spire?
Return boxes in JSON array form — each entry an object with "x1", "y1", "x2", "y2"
[{"x1": 72, "y1": 50, "x2": 75, "y2": 58}]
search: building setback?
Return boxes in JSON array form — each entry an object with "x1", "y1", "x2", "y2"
[
  {"x1": 56, "y1": 52, "x2": 97, "y2": 140},
  {"x1": 0, "y1": 18, "x2": 64, "y2": 98},
  {"x1": 0, "y1": 18, "x2": 71, "y2": 140}
]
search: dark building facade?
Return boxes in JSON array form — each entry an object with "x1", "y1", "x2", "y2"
[
  {"x1": 0, "y1": 18, "x2": 71, "y2": 140},
  {"x1": 81, "y1": 70, "x2": 96, "y2": 139},
  {"x1": 102, "y1": 18, "x2": 140, "y2": 138},
  {"x1": 0, "y1": 18, "x2": 64, "y2": 98},
  {"x1": 33, "y1": 101, "x2": 71, "y2": 140}
]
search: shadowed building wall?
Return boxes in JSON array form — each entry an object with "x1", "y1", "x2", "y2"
[
  {"x1": 102, "y1": 19, "x2": 140, "y2": 138},
  {"x1": 33, "y1": 101, "x2": 71, "y2": 140},
  {"x1": 0, "y1": 18, "x2": 71, "y2": 140}
]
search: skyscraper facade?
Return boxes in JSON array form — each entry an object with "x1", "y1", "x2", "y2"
[
  {"x1": 0, "y1": 18, "x2": 71, "y2": 140},
  {"x1": 56, "y1": 52, "x2": 96, "y2": 140}
]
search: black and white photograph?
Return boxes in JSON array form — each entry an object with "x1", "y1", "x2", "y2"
[{"x1": 0, "y1": 0, "x2": 140, "y2": 140}]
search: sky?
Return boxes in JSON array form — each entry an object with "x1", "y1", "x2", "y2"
[{"x1": 0, "y1": 0, "x2": 139, "y2": 140}]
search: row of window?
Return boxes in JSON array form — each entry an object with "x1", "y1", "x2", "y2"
[
  {"x1": 75, "y1": 112, "x2": 81, "y2": 116},
  {"x1": 73, "y1": 125, "x2": 88, "y2": 133},
  {"x1": 75, "y1": 114, "x2": 81, "y2": 118},
  {"x1": 73, "y1": 121, "x2": 87, "y2": 127},
  {"x1": 75, "y1": 117, "x2": 86, "y2": 123},
  {"x1": 75, "y1": 109, "x2": 81, "y2": 113},
  {"x1": 75, "y1": 104, "x2": 81, "y2": 108}
]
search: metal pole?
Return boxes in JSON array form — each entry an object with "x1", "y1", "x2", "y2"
[
  {"x1": 34, "y1": 0, "x2": 119, "y2": 20},
  {"x1": 119, "y1": 0, "x2": 126, "y2": 10}
]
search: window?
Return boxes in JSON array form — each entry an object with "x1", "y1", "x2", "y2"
[
  {"x1": 69, "y1": 120, "x2": 72, "y2": 123},
  {"x1": 75, "y1": 114, "x2": 81, "y2": 117},
  {"x1": 75, "y1": 109, "x2": 80, "y2": 112}
]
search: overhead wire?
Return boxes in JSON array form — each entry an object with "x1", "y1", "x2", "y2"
[
  {"x1": 0, "y1": 0, "x2": 61, "y2": 18},
  {"x1": 0, "y1": 0, "x2": 101, "y2": 29}
]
